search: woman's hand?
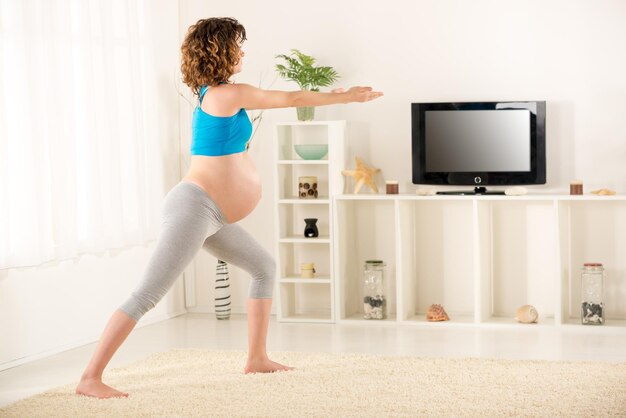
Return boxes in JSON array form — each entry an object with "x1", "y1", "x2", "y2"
[{"x1": 333, "y1": 86, "x2": 384, "y2": 103}]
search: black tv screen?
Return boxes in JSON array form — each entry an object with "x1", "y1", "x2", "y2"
[{"x1": 412, "y1": 101, "x2": 546, "y2": 193}]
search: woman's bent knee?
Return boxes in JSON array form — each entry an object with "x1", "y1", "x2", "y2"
[
  {"x1": 118, "y1": 292, "x2": 159, "y2": 322},
  {"x1": 248, "y1": 257, "x2": 276, "y2": 298}
]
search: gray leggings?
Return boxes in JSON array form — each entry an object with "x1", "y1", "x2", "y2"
[{"x1": 119, "y1": 181, "x2": 275, "y2": 322}]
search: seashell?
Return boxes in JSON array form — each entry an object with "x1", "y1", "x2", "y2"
[
  {"x1": 426, "y1": 304, "x2": 450, "y2": 322},
  {"x1": 416, "y1": 188, "x2": 437, "y2": 196},
  {"x1": 515, "y1": 304, "x2": 538, "y2": 323},
  {"x1": 591, "y1": 188, "x2": 616, "y2": 196},
  {"x1": 504, "y1": 186, "x2": 527, "y2": 196}
]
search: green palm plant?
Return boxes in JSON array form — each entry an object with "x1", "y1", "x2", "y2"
[
  {"x1": 275, "y1": 49, "x2": 339, "y2": 91},
  {"x1": 275, "y1": 49, "x2": 339, "y2": 120}
]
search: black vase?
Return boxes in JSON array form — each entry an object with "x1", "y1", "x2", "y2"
[{"x1": 303, "y1": 218, "x2": 319, "y2": 238}]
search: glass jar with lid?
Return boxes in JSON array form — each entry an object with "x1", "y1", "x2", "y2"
[
  {"x1": 363, "y1": 260, "x2": 386, "y2": 320},
  {"x1": 581, "y1": 262, "x2": 604, "y2": 325}
]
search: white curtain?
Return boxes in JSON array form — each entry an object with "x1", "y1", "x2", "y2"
[{"x1": 0, "y1": 0, "x2": 170, "y2": 270}]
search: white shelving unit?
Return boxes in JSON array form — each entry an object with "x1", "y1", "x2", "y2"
[
  {"x1": 273, "y1": 121, "x2": 346, "y2": 323},
  {"x1": 333, "y1": 194, "x2": 626, "y2": 331}
]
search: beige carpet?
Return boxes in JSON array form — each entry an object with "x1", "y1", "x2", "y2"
[{"x1": 1, "y1": 349, "x2": 625, "y2": 418}]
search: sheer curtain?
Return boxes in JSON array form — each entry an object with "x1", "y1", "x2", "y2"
[{"x1": 0, "y1": 0, "x2": 170, "y2": 270}]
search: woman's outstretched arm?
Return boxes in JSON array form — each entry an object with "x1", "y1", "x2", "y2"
[{"x1": 230, "y1": 83, "x2": 383, "y2": 110}]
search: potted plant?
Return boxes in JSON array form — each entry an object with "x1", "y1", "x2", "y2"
[{"x1": 275, "y1": 49, "x2": 339, "y2": 121}]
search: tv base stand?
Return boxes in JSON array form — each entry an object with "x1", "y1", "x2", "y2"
[{"x1": 436, "y1": 186, "x2": 505, "y2": 195}]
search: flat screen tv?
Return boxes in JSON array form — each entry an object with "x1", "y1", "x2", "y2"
[{"x1": 411, "y1": 101, "x2": 546, "y2": 195}]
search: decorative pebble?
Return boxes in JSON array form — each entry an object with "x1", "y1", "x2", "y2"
[
  {"x1": 363, "y1": 295, "x2": 386, "y2": 319},
  {"x1": 581, "y1": 301, "x2": 604, "y2": 325}
]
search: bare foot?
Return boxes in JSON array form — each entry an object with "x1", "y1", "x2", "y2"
[
  {"x1": 244, "y1": 357, "x2": 296, "y2": 374},
  {"x1": 75, "y1": 378, "x2": 129, "y2": 399}
]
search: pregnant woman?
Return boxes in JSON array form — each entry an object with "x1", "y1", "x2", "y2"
[{"x1": 75, "y1": 17, "x2": 383, "y2": 398}]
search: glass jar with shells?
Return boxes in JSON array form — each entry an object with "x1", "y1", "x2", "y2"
[
  {"x1": 581, "y1": 263, "x2": 604, "y2": 325},
  {"x1": 363, "y1": 260, "x2": 386, "y2": 319}
]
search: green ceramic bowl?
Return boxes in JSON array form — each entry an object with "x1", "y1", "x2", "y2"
[{"x1": 294, "y1": 144, "x2": 328, "y2": 160}]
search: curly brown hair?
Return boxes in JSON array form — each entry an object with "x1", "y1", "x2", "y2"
[{"x1": 180, "y1": 17, "x2": 247, "y2": 97}]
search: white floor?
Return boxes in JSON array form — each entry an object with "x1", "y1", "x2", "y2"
[{"x1": 1, "y1": 312, "x2": 625, "y2": 408}]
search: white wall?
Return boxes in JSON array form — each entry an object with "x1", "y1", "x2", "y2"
[
  {"x1": 180, "y1": 0, "x2": 626, "y2": 313},
  {"x1": 0, "y1": 0, "x2": 182, "y2": 369},
  {"x1": 3, "y1": 0, "x2": 624, "y2": 367}
]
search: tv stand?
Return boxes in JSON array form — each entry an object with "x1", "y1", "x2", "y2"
[
  {"x1": 436, "y1": 186, "x2": 505, "y2": 195},
  {"x1": 332, "y1": 193, "x2": 626, "y2": 329}
]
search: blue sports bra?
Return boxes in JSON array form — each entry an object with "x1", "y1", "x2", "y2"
[{"x1": 190, "y1": 84, "x2": 253, "y2": 156}]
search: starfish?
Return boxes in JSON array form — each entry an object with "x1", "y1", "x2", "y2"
[{"x1": 341, "y1": 157, "x2": 381, "y2": 194}]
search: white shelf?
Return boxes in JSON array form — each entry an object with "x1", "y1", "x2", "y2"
[
  {"x1": 336, "y1": 194, "x2": 399, "y2": 200},
  {"x1": 280, "y1": 276, "x2": 331, "y2": 284},
  {"x1": 278, "y1": 198, "x2": 330, "y2": 204},
  {"x1": 278, "y1": 281, "x2": 333, "y2": 322},
  {"x1": 480, "y1": 316, "x2": 556, "y2": 327},
  {"x1": 279, "y1": 236, "x2": 330, "y2": 243},
  {"x1": 333, "y1": 194, "x2": 626, "y2": 331},
  {"x1": 334, "y1": 199, "x2": 397, "y2": 323},
  {"x1": 405, "y1": 314, "x2": 476, "y2": 327},
  {"x1": 278, "y1": 160, "x2": 329, "y2": 165},
  {"x1": 274, "y1": 121, "x2": 346, "y2": 323},
  {"x1": 561, "y1": 318, "x2": 626, "y2": 331},
  {"x1": 342, "y1": 313, "x2": 398, "y2": 324},
  {"x1": 273, "y1": 121, "x2": 626, "y2": 331},
  {"x1": 336, "y1": 193, "x2": 626, "y2": 201},
  {"x1": 553, "y1": 195, "x2": 626, "y2": 201}
]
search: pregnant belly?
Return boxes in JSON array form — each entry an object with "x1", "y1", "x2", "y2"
[{"x1": 182, "y1": 153, "x2": 262, "y2": 224}]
